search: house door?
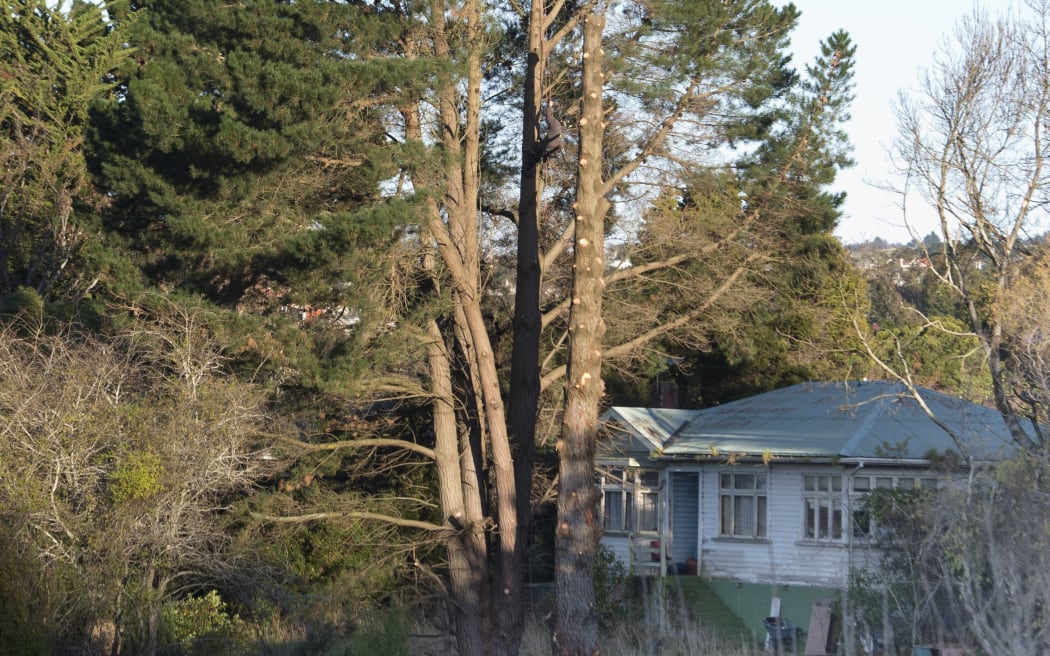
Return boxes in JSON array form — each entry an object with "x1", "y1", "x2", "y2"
[{"x1": 670, "y1": 471, "x2": 700, "y2": 571}]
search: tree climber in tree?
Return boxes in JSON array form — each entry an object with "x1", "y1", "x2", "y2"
[{"x1": 541, "y1": 101, "x2": 563, "y2": 160}]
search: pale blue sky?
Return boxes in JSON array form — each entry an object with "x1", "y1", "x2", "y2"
[{"x1": 788, "y1": 0, "x2": 1016, "y2": 244}]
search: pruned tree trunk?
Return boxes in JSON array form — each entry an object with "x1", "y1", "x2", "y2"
[{"x1": 554, "y1": 8, "x2": 608, "y2": 655}]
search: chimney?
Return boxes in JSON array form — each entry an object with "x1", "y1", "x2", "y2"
[{"x1": 650, "y1": 380, "x2": 679, "y2": 409}]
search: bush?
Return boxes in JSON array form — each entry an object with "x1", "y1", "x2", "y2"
[
  {"x1": 159, "y1": 590, "x2": 248, "y2": 656},
  {"x1": 594, "y1": 544, "x2": 628, "y2": 629},
  {"x1": 323, "y1": 608, "x2": 409, "y2": 656},
  {"x1": 109, "y1": 450, "x2": 164, "y2": 504}
]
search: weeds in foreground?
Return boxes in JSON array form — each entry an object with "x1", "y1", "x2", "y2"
[{"x1": 516, "y1": 584, "x2": 759, "y2": 656}]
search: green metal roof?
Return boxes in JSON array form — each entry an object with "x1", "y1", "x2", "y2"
[{"x1": 601, "y1": 381, "x2": 1022, "y2": 462}]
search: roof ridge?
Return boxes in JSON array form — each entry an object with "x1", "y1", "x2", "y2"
[{"x1": 837, "y1": 385, "x2": 895, "y2": 456}]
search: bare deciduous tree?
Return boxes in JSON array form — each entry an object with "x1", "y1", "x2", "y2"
[
  {"x1": 863, "y1": 457, "x2": 1050, "y2": 655},
  {"x1": 852, "y1": 9, "x2": 1050, "y2": 651},
  {"x1": 893, "y1": 0, "x2": 1050, "y2": 449},
  {"x1": 0, "y1": 309, "x2": 267, "y2": 655}
]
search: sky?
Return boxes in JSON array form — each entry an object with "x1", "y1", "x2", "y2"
[{"x1": 787, "y1": 0, "x2": 1017, "y2": 245}]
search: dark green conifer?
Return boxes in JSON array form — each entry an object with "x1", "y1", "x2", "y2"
[{"x1": 89, "y1": 0, "x2": 432, "y2": 388}]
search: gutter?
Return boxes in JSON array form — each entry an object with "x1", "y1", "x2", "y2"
[
  {"x1": 655, "y1": 453, "x2": 999, "y2": 468},
  {"x1": 654, "y1": 453, "x2": 936, "y2": 467}
]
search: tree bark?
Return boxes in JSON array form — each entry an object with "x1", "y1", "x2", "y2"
[
  {"x1": 428, "y1": 1, "x2": 523, "y2": 652},
  {"x1": 554, "y1": 8, "x2": 608, "y2": 656},
  {"x1": 509, "y1": 0, "x2": 546, "y2": 608},
  {"x1": 428, "y1": 319, "x2": 486, "y2": 656}
]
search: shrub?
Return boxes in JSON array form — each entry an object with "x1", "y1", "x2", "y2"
[
  {"x1": 159, "y1": 590, "x2": 248, "y2": 656},
  {"x1": 109, "y1": 450, "x2": 164, "y2": 504},
  {"x1": 594, "y1": 544, "x2": 628, "y2": 629},
  {"x1": 323, "y1": 608, "x2": 409, "y2": 656}
]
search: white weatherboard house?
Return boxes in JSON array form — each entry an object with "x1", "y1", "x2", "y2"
[{"x1": 597, "y1": 381, "x2": 1017, "y2": 592}]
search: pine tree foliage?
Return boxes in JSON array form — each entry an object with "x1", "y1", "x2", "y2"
[
  {"x1": 0, "y1": 0, "x2": 133, "y2": 303},
  {"x1": 95, "y1": 1, "x2": 389, "y2": 272},
  {"x1": 598, "y1": 28, "x2": 864, "y2": 405},
  {"x1": 89, "y1": 0, "x2": 435, "y2": 390}
]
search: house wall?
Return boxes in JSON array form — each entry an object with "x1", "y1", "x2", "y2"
[
  {"x1": 604, "y1": 459, "x2": 907, "y2": 587},
  {"x1": 699, "y1": 463, "x2": 853, "y2": 588},
  {"x1": 599, "y1": 461, "x2": 894, "y2": 588},
  {"x1": 601, "y1": 534, "x2": 633, "y2": 569}
]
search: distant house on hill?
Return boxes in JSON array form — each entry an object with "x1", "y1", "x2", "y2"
[{"x1": 597, "y1": 381, "x2": 1020, "y2": 633}]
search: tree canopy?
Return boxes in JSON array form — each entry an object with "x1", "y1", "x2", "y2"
[{"x1": 0, "y1": 1, "x2": 939, "y2": 654}]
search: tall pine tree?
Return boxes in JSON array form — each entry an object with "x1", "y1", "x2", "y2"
[{"x1": 89, "y1": 0, "x2": 428, "y2": 388}]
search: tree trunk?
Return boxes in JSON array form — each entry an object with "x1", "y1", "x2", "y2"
[
  {"x1": 458, "y1": 298, "x2": 522, "y2": 655},
  {"x1": 509, "y1": 0, "x2": 546, "y2": 606},
  {"x1": 428, "y1": 319, "x2": 487, "y2": 656},
  {"x1": 428, "y1": 1, "x2": 523, "y2": 652},
  {"x1": 554, "y1": 9, "x2": 608, "y2": 656}
]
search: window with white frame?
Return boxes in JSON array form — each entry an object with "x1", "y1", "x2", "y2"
[
  {"x1": 600, "y1": 468, "x2": 631, "y2": 533},
  {"x1": 802, "y1": 474, "x2": 844, "y2": 542},
  {"x1": 635, "y1": 470, "x2": 660, "y2": 532},
  {"x1": 598, "y1": 468, "x2": 660, "y2": 534},
  {"x1": 850, "y1": 473, "x2": 938, "y2": 538},
  {"x1": 719, "y1": 471, "x2": 767, "y2": 539}
]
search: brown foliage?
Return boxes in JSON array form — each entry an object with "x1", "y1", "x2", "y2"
[{"x1": 0, "y1": 311, "x2": 267, "y2": 651}]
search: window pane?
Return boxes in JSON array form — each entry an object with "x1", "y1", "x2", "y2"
[
  {"x1": 640, "y1": 470, "x2": 659, "y2": 488},
  {"x1": 805, "y1": 500, "x2": 816, "y2": 538},
  {"x1": 853, "y1": 477, "x2": 870, "y2": 492},
  {"x1": 898, "y1": 477, "x2": 915, "y2": 489},
  {"x1": 720, "y1": 495, "x2": 732, "y2": 534},
  {"x1": 625, "y1": 494, "x2": 635, "y2": 532},
  {"x1": 818, "y1": 503, "x2": 829, "y2": 538},
  {"x1": 921, "y1": 478, "x2": 938, "y2": 490},
  {"x1": 876, "y1": 477, "x2": 893, "y2": 489},
  {"x1": 604, "y1": 490, "x2": 624, "y2": 531},
  {"x1": 735, "y1": 474, "x2": 755, "y2": 490},
  {"x1": 721, "y1": 473, "x2": 731, "y2": 489},
  {"x1": 735, "y1": 496, "x2": 755, "y2": 536},
  {"x1": 802, "y1": 473, "x2": 845, "y2": 542},
  {"x1": 637, "y1": 491, "x2": 658, "y2": 532},
  {"x1": 756, "y1": 495, "x2": 767, "y2": 537},
  {"x1": 853, "y1": 505, "x2": 871, "y2": 538},
  {"x1": 756, "y1": 475, "x2": 767, "y2": 490}
]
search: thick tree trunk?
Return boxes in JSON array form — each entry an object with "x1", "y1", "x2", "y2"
[
  {"x1": 509, "y1": 0, "x2": 546, "y2": 610},
  {"x1": 459, "y1": 299, "x2": 522, "y2": 655},
  {"x1": 554, "y1": 9, "x2": 607, "y2": 656}
]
